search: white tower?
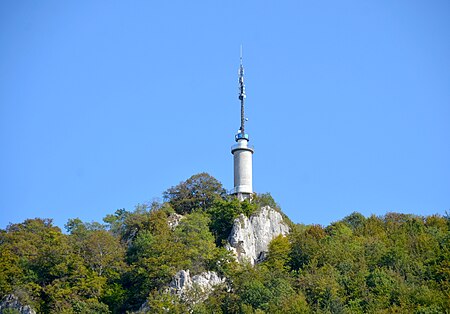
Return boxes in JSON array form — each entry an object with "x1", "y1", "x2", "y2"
[{"x1": 231, "y1": 50, "x2": 254, "y2": 200}]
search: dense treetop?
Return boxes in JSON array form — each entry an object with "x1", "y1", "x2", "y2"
[{"x1": 1, "y1": 173, "x2": 449, "y2": 313}]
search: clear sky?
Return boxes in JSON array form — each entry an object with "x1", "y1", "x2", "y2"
[{"x1": 1, "y1": 0, "x2": 449, "y2": 230}]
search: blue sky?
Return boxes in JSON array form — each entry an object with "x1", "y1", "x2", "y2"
[{"x1": 1, "y1": 1, "x2": 449, "y2": 230}]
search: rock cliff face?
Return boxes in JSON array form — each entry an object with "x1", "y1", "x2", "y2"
[
  {"x1": 137, "y1": 270, "x2": 225, "y2": 312},
  {"x1": 226, "y1": 206, "x2": 290, "y2": 265},
  {"x1": 0, "y1": 294, "x2": 36, "y2": 314},
  {"x1": 167, "y1": 213, "x2": 184, "y2": 230},
  {"x1": 168, "y1": 270, "x2": 225, "y2": 301}
]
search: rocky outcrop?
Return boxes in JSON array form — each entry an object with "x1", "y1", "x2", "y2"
[
  {"x1": 226, "y1": 206, "x2": 290, "y2": 265},
  {"x1": 167, "y1": 213, "x2": 184, "y2": 230},
  {"x1": 0, "y1": 294, "x2": 36, "y2": 314},
  {"x1": 168, "y1": 269, "x2": 225, "y2": 301},
  {"x1": 137, "y1": 270, "x2": 225, "y2": 313}
]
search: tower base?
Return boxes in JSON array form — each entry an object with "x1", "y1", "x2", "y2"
[{"x1": 233, "y1": 192, "x2": 253, "y2": 201}]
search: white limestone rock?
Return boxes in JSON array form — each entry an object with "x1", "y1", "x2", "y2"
[
  {"x1": 226, "y1": 206, "x2": 290, "y2": 265},
  {"x1": 137, "y1": 270, "x2": 225, "y2": 313},
  {"x1": 167, "y1": 213, "x2": 184, "y2": 230},
  {"x1": 169, "y1": 269, "x2": 225, "y2": 299},
  {"x1": 0, "y1": 294, "x2": 36, "y2": 314}
]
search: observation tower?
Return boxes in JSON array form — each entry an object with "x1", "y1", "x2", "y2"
[{"x1": 231, "y1": 49, "x2": 254, "y2": 200}]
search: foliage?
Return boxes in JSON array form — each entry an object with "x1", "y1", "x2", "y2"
[
  {"x1": 0, "y1": 219, "x2": 111, "y2": 313},
  {"x1": 264, "y1": 235, "x2": 291, "y2": 271},
  {"x1": 144, "y1": 289, "x2": 188, "y2": 313},
  {"x1": 288, "y1": 212, "x2": 450, "y2": 313},
  {"x1": 0, "y1": 173, "x2": 448, "y2": 313},
  {"x1": 208, "y1": 198, "x2": 256, "y2": 246},
  {"x1": 121, "y1": 209, "x2": 187, "y2": 311},
  {"x1": 173, "y1": 211, "x2": 218, "y2": 273},
  {"x1": 163, "y1": 173, "x2": 226, "y2": 214},
  {"x1": 252, "y1": 193, "x2": 279, "y2": 210}
]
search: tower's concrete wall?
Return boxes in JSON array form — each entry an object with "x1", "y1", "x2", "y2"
[{"x1": 232, "y1": 139, "x2": 254, "y2": 195}]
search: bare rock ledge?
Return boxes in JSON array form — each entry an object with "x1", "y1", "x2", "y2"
[
  {"x1": 225, "y1": 205, "x2": 290, "y2": 265},
  {"x1": 0, "y1": 294, "x2": 36, "y2": 314}
]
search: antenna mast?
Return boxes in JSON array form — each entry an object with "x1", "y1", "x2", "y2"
[{"x1": 238, "y1": 45, "x2": 246, "y2": 135}]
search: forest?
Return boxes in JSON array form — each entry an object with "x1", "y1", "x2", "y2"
[{"x1": 0, "y1": 173, "x2": 449, "y2": 313}]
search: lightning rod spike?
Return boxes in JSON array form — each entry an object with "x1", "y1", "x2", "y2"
[{"x1": 240, "y1": 44, "x2": 243, "y2": 64}]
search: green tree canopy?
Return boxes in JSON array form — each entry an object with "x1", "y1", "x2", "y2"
[
  {"x1": 163, "y1": 173, "x2": 226, "y2": 215},
  {"x1": 1, "y1": 175, "x2": 449, "y2": 314}
]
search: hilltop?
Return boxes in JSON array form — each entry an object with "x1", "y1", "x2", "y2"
[{"x1": 1, "y1": 173, "x2": 449, "y2": 313}]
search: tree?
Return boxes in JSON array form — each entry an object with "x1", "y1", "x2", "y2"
[
  {"x1": 122, "y1": 209, "x2": 187, "y2": 311},
  {"x1": 265, "y1": 235, "x2": 291, "y2": 271},
  {"x1": 66, "y1": 220, "x2": 126, "y2": 279},
  {"x1": 103, "y1": 208, "x2": 130, "y2": 238},
  {"x1": 342, "y1": 212, "x2": 366, "y2": 231},
  {"x1": 0, "y1": 218, "x2": 111, "y2": 313},
  {"x1": 3, "y1": 180, "x2": 450, "y2": 313},
  {"x1": 208, "y1": 198, "x2": 256, "y2": 246},
  {"x1": 289, "y1": 224, "x2": 326, "y2": 271},
  {"x1": 163, "y1": 173, "x2": 226, "y2": 214},
  {"x1": 174, "y1": 211, "x2": 218, "y2": 273},
  {"x1": 252, "y1": 193, "x2": 279, "y2": 210},
  {"x1": 144, "y1": 289, "x2": 188, "y2": 313}
]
